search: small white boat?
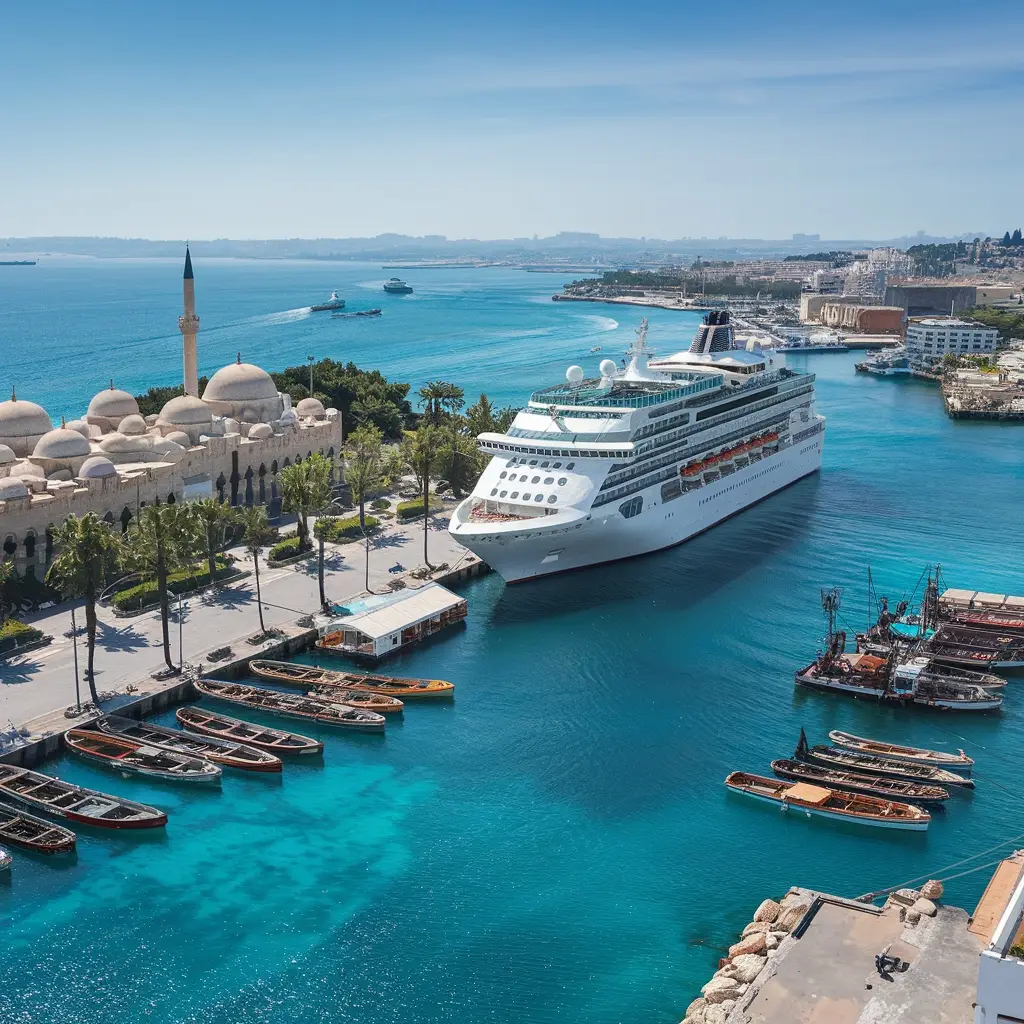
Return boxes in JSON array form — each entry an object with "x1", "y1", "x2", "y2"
[{"x1": 310, "y1": 290, "x2": 346, "y2": 312}]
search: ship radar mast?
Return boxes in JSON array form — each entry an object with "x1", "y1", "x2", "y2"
[{"x1": 623, "y1": 317, "x2": 658, "y2": 380}]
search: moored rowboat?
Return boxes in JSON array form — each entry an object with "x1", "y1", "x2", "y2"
[
  {"x1": 0, "y1": 800, "x2": 78, "y2": 854},
  {"x1": 176, "y1": 707, "x2": 323, "y2": 757},
  {"x1": 0, "y1": 763, "x2": 167, "y2": 829},
  {"x1": 770, "y1": 759, "x2": 949, "y2": 804},
  {"x1": 195, "y1": 679, "x2": 386, "y2": 732},
  {"x1": 95, "y1": 715, "x2": 282, "y2": 773},
  {"x1": 306, "y1": 685, "x2": 404, "y2": 713},
  {"x1": 827, "y1": 729, "x2": 974, "y2": 772},
  {"x1": 725, "y1": 772, "x2": 930, "y2": 831},
  {"x1": 251, "y1": 658, "x2": 453, "y2": 700},
  {"x1": 64, "y1": 729, "x2": 222, "y2": 784}
]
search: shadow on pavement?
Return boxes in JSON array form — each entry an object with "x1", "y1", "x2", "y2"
[
  {"x1": 0, "y1": 656, "x2": 46, "y2": 684},
  {"x1": 95, "y1": 621, "x2": 150, "y2": 654}
]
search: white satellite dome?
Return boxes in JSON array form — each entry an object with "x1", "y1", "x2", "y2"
[
  {"x1": 566, "y1": 365, "x2": 584, "y2": 384},
  {"x1": 599, "y1": 358, "x2": 617, "y2": 377}
]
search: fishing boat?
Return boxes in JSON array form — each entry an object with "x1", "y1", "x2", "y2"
[
  {"x1": 310, "y1": 290, "x2": 345, "y2": 312},
  {"x1": 64, "y1": 729, "x2": 222, "y2": 784},
  {"x1": 921, "y1": 624, "x2": 1024, "y2": 670},
  {"x1": 0, "y1": 846, "x2": 10, "y2": 872},
  {"x1": 194, "y1": 679, "x2": 386, "y2": 732},
  {"x1": 251, "y1": 658, "x2": 454, "y2": 700},
  {"x1": 0, "y1": 801, "x2": 78, "y2": 854},
  {"x1": 176, "y1": 707, "x2": 323, "y2": 757},
  {"x1": 0, "y1": 763, "x2": 167, "y2": 829},
  {"x1": 94, "y1": 715, "x2": 282, "y2": 773},
  {"x1": 770, "y1": 759, "x2": 949, "y2": 804},
  {"x1": 794, "y1": 730, "x2": 974, "y2": 789},
  {"x1": 893, "y1": 656, "x2": 1006, "y2": 692},
  {"x1": 724, "y1": 772, "x2": 930, "y2": 831},
  {"x1": 383, "y1": 277, "x2": 413, "y2": 294},
  {"x1": 827, "y1": 730, "x2": 974, "y2": 772}
]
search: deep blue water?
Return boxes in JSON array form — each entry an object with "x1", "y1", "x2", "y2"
[{"x1": 1, "y1": 260, "x2": 1023, "y2": 1023}]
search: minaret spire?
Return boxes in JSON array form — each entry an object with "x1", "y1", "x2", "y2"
[{"x1": 179, "y1": 244, "x2": 200, "y2": 397}]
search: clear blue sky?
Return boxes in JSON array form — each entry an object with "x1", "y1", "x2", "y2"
[{"x1": 2, "y1": 0, "x2": 1022, "y2": 240}]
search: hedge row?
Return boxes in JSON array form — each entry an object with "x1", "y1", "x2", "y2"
[
  {"x1": 268, "y1": 536, "x2": 308, "y2": 562},
  {"x1": 319, "y1": 515, "x2": 380, "y2": 541},
  {"x1": 111, "y1": 557, "x2": 233, "y2": 612},
  {"x1": 396, "y1": 497, "x2": 443, "y2": 520},
  {"x1": 0, "y1": 620, "x2": 44, "y2": 655}
]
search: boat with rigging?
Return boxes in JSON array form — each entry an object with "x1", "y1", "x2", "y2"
[
  {"x1": 770, "y1": 760, "x2": 948, "y2": 804},
  {"x1": 827, "y1": 730, "x2": 973, "y2": 772},
  {"x1": 249, "y1": 658, "x2": 451, "y2": 701},
  {"x1": 724, "y1": 772, "x2": 930, "y2": 831},
  {"x1": 0, "y1": 763, "x2": 167, "y2": 829},
  {"x1": 194, "y1": 679, "x2": 386, "y2": 732},
  {"x1": 383, "y1": 277, "x2": 413, "y2": 294},
  {"x1": 794, "y1": 730, "x2": 974, "y2": 789},
  {"x1": 63, "y1": 729, "x2": 222, "y2": 784},
  {"x1": 0, "y1": 802, "x2": 78, "y2": 854},
  {"x1": 310, "y1": 290, "x2": 346, "y2": 312},
  {"x1": 449, "y1": 313, "x2": 825, "y2": 582},
  {"x1": 176, "y1": 707, "x2": 323, "y2": 757},
  {"x1": 94, "y1": 715, "x2": 282, "y2": 773}
]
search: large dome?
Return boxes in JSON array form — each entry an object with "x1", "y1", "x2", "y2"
[
  {"x1": 0, "y1": 477, "x2": 30, "y2": 500},
  {"x1": 0, "y1": 397, "x2": 52, "y2": 444},
  {"x1": 296, "y1": 397, "x2": 325, "y2": 418},
  {"x1": 99, "y1": 431, "x2": 150, "y2": 454},
  {"x1": 118, "y1": 414, "x2": 149, "y2": 436},
  {"x1": 87, "y1": 384, "x2": 139, "y2": 421},
  {"x1": 203, "y1": 362, "x2": 278, "y2": 403},
  {"x1": 32, "y1": 428, "x2": 92, "y2": 460},
  {"x1": 158, "y1": 395, "x2": 214, "y2": 426},
  {"x1": 78, "y1": 455, "x2": 118, "y2": 480},
  {"x1": 0, "y1": 444, "x2": 16, "y2": 466}
]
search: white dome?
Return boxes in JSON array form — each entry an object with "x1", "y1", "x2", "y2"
[
  {"x1": 99, "y1": 432, "x2": 149, "y2": 454},
  {"x1": 165, "y1": 430, "x2": 192, "y2": 447},
  {"x1": 65, "y1": 418, "x2": 92, "y2": 438},
  {"x1": 87, "y1": 385, "x2": 139, "y2": 421},
  {"x1": 17, "y1": 461, "x2": 45, "y2": 479},
  {"x1": 247, "y1": 422, "x2": 273, "y2": 440},
  {"x1": 158, "y1": 395, "x2": 213, "y2": 427},
  {"x1": 203, "y1": 362, "x2": 278, "y2": 403},
  {"x1": 32, "y1": 427, "x2": 92, "y2": 460},
  {"x1": 296, "y1": 397, "x2": 325, "y2": 418},
  {"x1": 118, "y1": 414, "x2": 148, "y2": 436},
  {"x1": 151, "y1": 438, "x2": 185, "y2": 463},
  {"x1": 0, "y1": 444, "x2": 15, "y2": 465},
  {"x1": 222, "y1": 417, "x2": 241, "y2": 435},
  {"x1": 0, "y1": 477, "x2": 29, "y2": 500},
  {"x1": 78, "y1": 455, "x2": 118, "y2": 480},
  {"x1": 0, "y1": 397, "x2": 52, "y2": 439}
]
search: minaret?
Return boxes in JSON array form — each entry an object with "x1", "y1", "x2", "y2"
[{"x1": 179, "y1": 245, "x2": 200, "y2": 397}]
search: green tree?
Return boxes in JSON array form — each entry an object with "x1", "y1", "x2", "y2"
[
  {"x1": 279, "y1": 453, "x2": 333, "y2": 552},
  {"x1": 312, "y1": 514, "x2": 338, "y2": 610},
  {"x1": 379, "y1": 444, "x2": 409, "y2": 490},
  {"x1": 406, "y1": 424, "x2": 442, "y2": 568},
  {"x1": 0, "y1": 559, "x2": 15, "y2": 629},
  {"x1": 124, "y1": 504, "x2": 199, "y2": 671},
  {"x1": 495, "y1": 406, "x2": 518, "y2": 433},
  {"x1": 45, "y1": 514, "x2": 123, "y2": 704},
  {"x1": 350, "y1": 395, "x2": 403, "y2": 437},
  {"x1": 417, "y1": 381, "x2": 447, "y2": 426},
  {"x1": 438, "y1": 434, "x2": 483, "y2": 497},
  {"x1": 192, "y1": 498, "x2": 236, "y2": 588},
  {"x1": 345, "y1": 424, "x2": 384, "y2": 593},
  {"x1": 466, "y1": 393, "x2": 497, "y2": 436},
  {"x1": 238, "y1": 506, "x2": 275, "y2": 635}
]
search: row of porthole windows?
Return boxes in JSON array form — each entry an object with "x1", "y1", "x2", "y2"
[
  {"x1": 508, "y1": 457, "x2": 575, "y2": 471},
  {"x1": 501, "y1": 472, "x2": 569, "y2": 486},
  {"x1": 490, "y1": 488, "x2": 558, "y2": 505},
  {"x1": 697, "y1": 462, "x2": 780, "y2": 505}
]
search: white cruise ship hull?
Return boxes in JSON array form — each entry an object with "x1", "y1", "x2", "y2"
[{"x1": 453, "y1": 427, "x2": 823, "y2": 583}]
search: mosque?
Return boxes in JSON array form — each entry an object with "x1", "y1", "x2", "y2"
[{"x1": 0, "y1": 249, "x2": 343, "y2": 579}]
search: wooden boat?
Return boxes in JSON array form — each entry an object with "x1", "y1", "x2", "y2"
[
  {"x1": 252, "y1": 657, "x2": 453, "y2": 700},
  {"x1": 795, "y1": 730, "x2": 973, "y2": 789},
  {"x1": 176, "y1": 707, "x2": 323, "y2": 757},
  {"x1": 0, "y1": 846, "x2": 10, "y2": 872},
  {"x1": 770, "y1": 759, "x2": 949, "y2": 805},
  {"x1": 0, "y1": 801, "x2": 77, "y2": 854},
  {"x1": 194, "y1": 679, "x2": 386, "y2": 732},
  {"x1": 305, "y1": 686, "x2": 404, "y2": 714},
  {"x1": 0, "y1": 763, "x2": 167, "y2": 829},
  {"x1": 827, "y1": 730, "x2": 974, "y2": 771},
  {"x1": 64, "y1": 728, "x2": 222, "y2": 784},
  {"x1": 724, "y1": 772, "x2": 930, "y2": 831},
  {"x1": 95, "y1": 715, "x2": 282, "y2": 773}
]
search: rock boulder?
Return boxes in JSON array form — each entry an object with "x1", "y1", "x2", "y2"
[
  {"x1": 728, "y1": 931, "x2": 767, "y2": 957},
  {"x1": 703, "y1": 1005, "x2": 729, "y2": 1024},
  {"x1": 742, "y1": 921, "x2": 771, "y2": 938},
  {"x1": 913, "y1": 897, "x2": 937, "y2": 918},
  {"x1": 921, "y1": 880, "x2": 944, "y2": 900},
  {"x1": 684, "y1": 997, "x2": 706, "y2": 1019},
  {"x1": 774, "y1": 904, "x2": 810, "y2": 933},
  {"x1": 701, "y1": 976, "x2": 741, "y2": 1004},
  {"x1": 753, "y1": 898, "x2": 781, "y2": 923},
  {"x1": 729, "y1": 953, "x2": 766, "y2": 984}
]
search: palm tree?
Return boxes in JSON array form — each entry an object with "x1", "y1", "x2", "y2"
[
  {"x1": 192, "y1": 498, "x2": 236, "y2": 588},
  {"x1": 238, "y1": 505, "x2": 275, "y2": 635},
  {"x1": 344, "y1": 423, "x2": 383, "y2": 593},
  {"x1": 440, "y1": 382, "x2": 465, "y2": 441},
  {"x1": 124, "y1": 504, "x2": 198, "y2": 671},
  {"x1": 406, "y1": 424, "x2": 441, "y2": 569},
  {"x1": 312, "y1": 514, "x2": 337, "y2": 610},
  {"x1": 279, "y1": 453, "x2": 333, "y2": 552},
  {"x1": 417, "y1": 380, "x2": 446, "y2": 426},
  {"x1": 45, "y1": 513, "x2": 123, "y2": 705}
]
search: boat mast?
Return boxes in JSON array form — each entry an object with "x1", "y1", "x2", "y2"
[{"x1": 821, "y1": 587, "x2": 842, "y2": 649}]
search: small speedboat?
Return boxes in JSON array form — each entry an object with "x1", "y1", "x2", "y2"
[
  {"x1": 310, "y1": 290, "x2": 346, "y2": 312},
  {"x1": 64, "y1": 729, "x2": 222, "y2": 784},
  {"x1": 0, "y1": 801, "x2": 77, "y2": 854},
  {"x1": 725, "y1": 772, "x2": 930, "y2": 831}
]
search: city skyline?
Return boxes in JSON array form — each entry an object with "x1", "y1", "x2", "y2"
[{"x1": 2, "y1": 0, "x2": 1022, "y2": 240}]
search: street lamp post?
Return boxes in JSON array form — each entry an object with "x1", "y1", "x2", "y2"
[
  {"x1": 178, "y1": 591, "x2": 184, "y2": 672},
  {"x1": 307, "y1": 354, "x2": 314, "y2": 395},
  {"x1": 70, "y1": 606, "x2": 81, "y2": 712}
]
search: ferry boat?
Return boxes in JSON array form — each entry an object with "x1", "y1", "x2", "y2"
[
  {"x1": 777, "y1": 331, "x2": 849, "y2": 353},
  {"x1": 449, "y1": 313, "x2": 825, "y2": 582},
  {"x1": 383, "y1": 277, "x2": 413, "y2": 294},
  {"x1": 855, "y1": 347, "x2": 911, "y2": 375},
  {"x1": 310, "y1": 290, "x2": 346, "y2": 312}
]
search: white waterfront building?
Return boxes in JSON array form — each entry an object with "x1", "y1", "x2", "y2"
[
  {"x1": 906, "y1": 318, "x2": 1000, "y2": 366},
  {"x1": 449, "y1": 314, "x2": 825, "y2": 582}
]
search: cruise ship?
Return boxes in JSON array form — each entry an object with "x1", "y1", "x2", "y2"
[{"x1": 449, "y1": 312, "x2": 825, "y2": 582}]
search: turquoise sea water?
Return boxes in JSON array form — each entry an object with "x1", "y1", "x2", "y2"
[{"x1": 1, "y1": 260, "x2": 1023, "y2": 1023}]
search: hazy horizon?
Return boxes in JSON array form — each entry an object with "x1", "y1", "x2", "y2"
[{"x1": 3, "y1": 0, "x2": 1022, "y2": 240}]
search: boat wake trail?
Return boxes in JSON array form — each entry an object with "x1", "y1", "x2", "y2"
[
  {"x1": 252, "y1": 307, "x2": 312, "y2": 326},
  {"x1": 582, "y1": 315, "x2": 619, "y2": 333}
]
